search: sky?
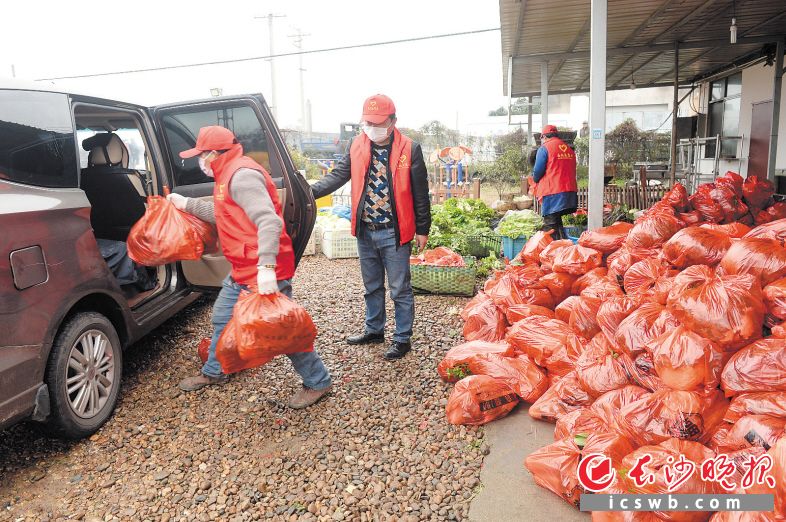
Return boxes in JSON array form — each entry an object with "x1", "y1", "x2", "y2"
[{"x1": 1, "y1": 0, "x2": 508, "y2": 135}]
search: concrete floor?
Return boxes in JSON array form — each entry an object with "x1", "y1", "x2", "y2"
[{"x1": 468, "y1": 403, "x2": 590, "y2": 522}]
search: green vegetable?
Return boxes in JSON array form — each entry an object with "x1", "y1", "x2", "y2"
[
  {"x1": 446, "y1": 364, "x2": 472, "y2": 380},
  {"x1": 475, "y1": 251, "x2": 504, "y2": 279},
  {"x1": 495, "y1": 210, "x2": 544, "y2": 238},
  {"x1": 426, "y1": 198, "x2": 496, "y2": 255}
]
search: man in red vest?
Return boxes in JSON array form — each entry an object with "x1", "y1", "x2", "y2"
[
  {"x1": 532, "y1": 124, "x2": 578, "y2": 239},
  {"x1": 168, "y1": 126, "x2": 332, "y2": 408},
  {"x1": 311, "y1": 94, "x2": 431, "y2": 360}
]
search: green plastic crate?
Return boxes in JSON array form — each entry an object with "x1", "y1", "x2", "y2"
[
  {"x1": 464, "y1": 234, "x2": 502, "y2": 258},
  {"x1": 411, "y1": 257, "x2": 476, "y2": 296}
]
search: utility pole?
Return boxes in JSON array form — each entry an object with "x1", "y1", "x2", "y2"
[
  {"x1": 288, "y1": 27, "x2": 310, "y2": 134},
  {"x1": 254, "y1": 13, "x2": 285, "y2": 121}
]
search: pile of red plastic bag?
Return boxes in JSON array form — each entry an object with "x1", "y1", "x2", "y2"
[
  {"x1": 410, "y1": 246, "x2": 466, "y2": 267},
  {"x1": 440, "y1": 172, "x2": 786, "y2": 520}
]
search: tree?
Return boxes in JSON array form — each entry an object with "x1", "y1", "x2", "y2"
[
  {"x1": 488, "y1": 106, "x2": 508, "y2": 117},
  {"x1": 399, "y1": 127, "x2": 426, "y2": 144},
  {"x1": 605, "y1": 119, "x2": 672, "y2": 177},
  {"x1": 288, "y1": 146, "x2": 323, "y2": 180},
  {"x1": 495, "y1": 128, "x2": 528, "y2": 154},
  {"x1": 477, "y1": 146, "x2": 528, "y2": 199}
]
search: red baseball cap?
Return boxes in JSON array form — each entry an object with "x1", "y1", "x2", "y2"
[
  {"x1": 362, "y1": 94, "x2": 396, "y2": 124},
  {"x1": 542, "y1": 124, "x2": 558, "y2": 135},
  {"x1": 179, "y1": 126, "x2": 239, "y2": 158}
]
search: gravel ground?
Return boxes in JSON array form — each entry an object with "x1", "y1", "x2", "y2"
[{"x1": 0, "y1": 257, "x2": 485, "y2": 522}]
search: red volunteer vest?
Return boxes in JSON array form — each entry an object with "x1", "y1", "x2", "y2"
[
  {"x1": 349, "y1": 128, "x2": 416, "y2": 245},
  {"x1": 210, "y1": 144, "x2": 295, "y2": 285},
  {"x1": 534, "y1": 137, "x2": 578, "y2": 201}
]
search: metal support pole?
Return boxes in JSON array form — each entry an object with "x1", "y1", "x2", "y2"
[
  {"x1": 670, "y1": 42, "x2": 680, "y2": 186},
  {"x1": 527, "y1": 95, "x2": 533, "y2": 146},
  {"x1": 769, "y1": 39, "x2": 784, "y2": 182},
  {"x1": 588, "y1": 0, "x2": 607, "y2": 231},
  {"x1": 540, "y1": 61, "x2": 549, "y2": 127},
  {"x1": 507, "y1": 56, "x2": 514, "y2": 127}
]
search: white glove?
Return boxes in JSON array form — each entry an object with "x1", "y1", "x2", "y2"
[
  {"x1": 166, "y1": 193, "x2": 188, "y2": 211},
  {"x1": 256, "y1": 267, "x2": 278, "y2": 295}
]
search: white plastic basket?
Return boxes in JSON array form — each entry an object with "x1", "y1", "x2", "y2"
[
  {"x1": 332, "y1": 193, "x2": 352, "y2": 207},
  {"x1": 320, "y1": 228, "x2": 359, "y2": 259}
]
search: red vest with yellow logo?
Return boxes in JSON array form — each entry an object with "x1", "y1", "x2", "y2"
[
  {"x1": 535, "y1": 137, "x2": 578, "y2": 201},
  {"x1": 349, "y1": 129, "x2": 416, "y2": 245},
  {"x1": 211, "y1": 145, "x2": 295, "y2": 285}
]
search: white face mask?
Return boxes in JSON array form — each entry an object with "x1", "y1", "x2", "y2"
[
  {"x1": 363, "y1": 124, "x2": 391, "y2": 144},
  {"x1": 198, "y1": 154, "x2": 215, "y2": 177}
]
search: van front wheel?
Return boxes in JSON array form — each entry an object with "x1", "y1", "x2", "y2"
[{"x1": 43, "y1": 312, "x2": 123, "y2": 439}]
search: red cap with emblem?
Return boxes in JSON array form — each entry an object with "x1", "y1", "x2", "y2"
[
  {"x1": 541, "y1": 124, "x2": 558, "y2": 135},
  {"x1": 179, "y1": 126, "x2": 239, "y2": 158},
  {"x1": 362, "y1": 94, "x2": 396, "y2": 124}
]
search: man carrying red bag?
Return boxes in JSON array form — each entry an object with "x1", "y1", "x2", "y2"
[{"x1": 169, "y1": 126, "x2": 332, "y2": 409}]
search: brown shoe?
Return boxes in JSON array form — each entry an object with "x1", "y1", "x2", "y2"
[
  {"x1": 179, "y1": 373, "x2": 229, "y2": 392},
  {"x1": 287, "y1": 385, "x2": 332, "y2": 409}
]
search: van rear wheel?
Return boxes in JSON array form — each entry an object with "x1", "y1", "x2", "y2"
[{"x1": 43, "y1": 312, "x2": 122, "y2": 439}]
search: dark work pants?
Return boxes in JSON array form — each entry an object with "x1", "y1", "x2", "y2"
[{"x1": 542, "y1": 212, "x2": 567, "y2": 240}]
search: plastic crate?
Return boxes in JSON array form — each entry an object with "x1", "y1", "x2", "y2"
[
  {"x1": 501, "y1": 236, "x2": 528, "y2": 260},
  {"x1": 410, "y1": 257, "x2": 476, "y2": 296},
  {"x1": 332, "y1": 193, "x2": 352, "y2": 207},
  {"x1": 564, "y1": 225, "x2": 586, "y2": 245},
  {"x1": 464, "y1": 234, "x2": 502, "y2": 258},
  {"x1": 320, "y1": 228, "x2": 358, "y2": 259}
]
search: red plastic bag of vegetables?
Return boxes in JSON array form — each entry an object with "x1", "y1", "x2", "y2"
[
  {"x1": 725, "y1": 391, "x2": 786, "y2": 424},
  {"x1": 719, "y1": 237, "x2": 786, "y2": 287},
  {"x1": 597, "y1": 296, "x2": 642, "y2": 343},
  {"x1": 505, "y1": 303, "x2": 555, "y2": 323},
  {"x1": 620, "y1": 350, "x2": 668, "y2": 392},
  {"x1": 539, "y1": 272, "x2": 578, "y2": 303},
  {"x1": 506, "y1": 315, "x2": 585, "y2": 376},
  {"x1": 745, "y1": 217, "x2": 786, "y2": 242},
  {"x1": 437, "y1": 341, "x2": 515, "y2": 382},
  {"x1": 555, "y1": 295, "x2": 581, "y2": 323},
  {"x1": 690, "y1": 184, "x2": 725, "y2": 224},
  {"x1": 461, "y1": 292, "x2": 490, "y2": 321},
  {"x1": 649, "y1": 325, "x2": 724, "y2": 393},
  {"x1": 743, "y1": 175, "x2": 776, "y2": 210},
  {"x1": 614, "y1": 302, "x2": 675, "y2": 357},
  {"x1": 569, "y1": 295, "x2": 603, "y2": 339},
  {"x1": 580, "y1": 279, "x2": 624, "y2": 300},
  {"x1": 591, "y1": 385, "x2": 652, "y2": 425},
  {"x1": 623, "y1": 258, "x2": 669, "y2": 296},
  {"x1": 487, "y1": 271, "x2": 554, "y2": 311},
  {"x1": 608, "y1": 246, "x2": 660, "y2": 283},
  {"x1": 574, "y1": 334, "x2": 630, "y2": 398},
  {"x1": 700, "y1": 222, "x2": 752, "y2": 238},
  {"x1": 667, "y1": 265, "x2": 765, "y2": 349},
  {"x1": 539, "y1": 239, "x2": 575, "y2": 268},
  {"x1": 517, "y1": 230, "x2": 554, "y2": 263},
  {"x1": 578, "y1": 222, "x2": 634, "y2": 254},
  {"x1": 197, "y1": 337, "x2": 211, "y2": 363},
  {"x1": 462, "y1": 296, "x2": 508, "y2": 342},
  {"x1": 718, "y1": 171, "x2": 744, "y2": 197},
  {"x1": 625, "y1": 214, "x2": 682, "y2": 248},
  {"x1": 529, "y1": 371, "x2": 593, "y2": 422},
  {"x1": 767, "y1": 202, "x2": 786, "y2": 221},
  {"x1": 721, "y1": 338, "x2": 786, "y2": 396},
  {"x1": 464, "y1": 353, "x2": 549, "y2": 402},
  {"x1": 723, "y1": 414, "x2": 786, "y2": 451},
  {"x1": 421, "y1": 247, "x2": 465, "y2": 266},
  {"x1": 764, "y1": 278, "x2": 786, "y2": 321},
  {"x1": 128, "y1": 195, "x2": 216, "y2": 265},
  {"x1": 662, "y1": 226, "x2": 732, "y2": 268},
  {"x1": 216, "y1": 292, "x2": 316, "y2": 374},
  {"x1": 572, "y1": 267, "x2": 610, "y2": 294},
  {"x1": 446, "y1": 375, "x2": 519, "y2": 425},
  {"x1": 614, "y1": 389, "x2": 729, "y2": 446},
  {"x1": 525, "y1": 432, "x2": 635, "y2": 509},
  {"x1": 554, "y1": 408, "x2": 607, "y2": 440},
  {"x1": 678, "y1": 210, "x2": 704, "y2": 227},
  {"x1": 663, "y1": 182, "x2": 690, "y2": 211}
]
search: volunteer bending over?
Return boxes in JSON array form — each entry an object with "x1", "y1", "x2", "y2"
[
  {"x1": 532, "y1": 124, "x2": 578, "y2": 240},
  {"x1": 169, "y1": 126, "x2": 332, "y2": 409}
]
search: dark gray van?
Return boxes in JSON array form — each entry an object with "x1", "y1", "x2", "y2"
[{"x1": 0, "y1": 82, "x2": 315, "y2": 438}]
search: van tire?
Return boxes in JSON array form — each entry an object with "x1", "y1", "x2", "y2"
[{"x1": 43, "y1": 312, "x2": 122, "y2": 439}]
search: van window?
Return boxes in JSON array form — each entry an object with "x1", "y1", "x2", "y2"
[
  {"x1": 0, "y1": 90, "x2": 78, "y2": 188},
  {"x1": 160, "y1": 104, "x2": 273, "y2": 187},
  {"x1": 77, "y1": 128, "x2": 148, "y2": 170}
]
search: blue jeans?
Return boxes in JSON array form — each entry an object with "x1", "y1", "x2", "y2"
[
  {"x1": 201, "y1": 276, "x2": 332, "y2": 390},
  {"x1": 356, "y1": 226, "x2": 415, "y2": 343}
]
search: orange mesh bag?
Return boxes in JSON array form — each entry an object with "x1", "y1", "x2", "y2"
[
  {"x1": 215, "y1": 292, "x2": 316, "y2": 374},
  {"x1": 517, "y1": 230, "x2": 554, "y2": 263},
  {"x1": 725, "y1": 392, "x2": 786, "y2": 424},
  {"x1": 719, "y1": 237, "x2": 786, "y2": 286},
  {"x1": 506, "y1": 315, "x2": 585, "y2": 377},
  {"x1": 649, "y1": 325, "x2": 724, "y2": 393},
  {"x1": 437, "y1": 341, "x2": 515, "y2": 382},
  {"x1": 569, "y1": 295, "x2": 603, "y2": 339},
  {"x1": 620, "y1": 439, "x2": 717, "y2": 522},
  {"x1": 723, "y1": 414, "x2": 786, "y2": 451},
  {"x1": 743, "y1": 175, "x2": 776, "y2": 210},
  {"x1": 539, "y1": 239, "x2": 575, "y2": 268},
  {"x1": 572, "y1": 267, "x2": 609, "y2": 295},
  {"x1": 462, "y1": 297, "x2": 508, "y2": 342},
  {"x1": 597, "y1": 296, "x2": 642, "y2": 343},
  {"x1": 505, "y1": 303, "x2": 555, "y2": 324},
  {"x1": 667, "y1": 265, "x2": 765, "y2": 349},
  {"x1": 127, "y1": 196, "x2": 211, "y2": 265},
  {"x1": 614, "y1": 302, "x2": 670, "y2": 357},
  {"x1": 525, "y1": 432, "x2": 636, "y2": 509},
  {"x1": 764, "y1": 278, "x2": 786, "y2": 322},
  {"x1": 445, "y1": 375, "x2": 519, "y2": 425},
  {"x1": 745, "y1": 217, "x2": 786, "y2": 242},
  {"x1": 529, "y1": 371, "x2": 593, "y2": 422},
  {"x1": 662, "y1": 226, "x2": 732, "y2": 268},
  {"x1": 623, "y1": 258, "x2": 669, "y2": 296},
  {"x1": 555, "y1": 295, "x2": 581, "y2": 323},
  {"x1": 614, "y1": 389, "x2": 729, "y2": 446},
  {"x1": 625, "y1": 213, "x2": 682, "y2": 249},
  {"x1": 575, "y1": 333, "x2": 630, "y2": 398},
  {"x1": 700, "y1": 222, "x2": 752, "y2": 238},
  {"x1": 721, "y1": 338, "x2": 786, "y2": 396},
  {"x1": 540, "y1": 272, "x2": 578, "y2": 303},
  {"x1": 663, "y1": 182, "x2": 690, "y2": 211},
  {"x1": 465, "y1": 353, "x2": 549, "y2": 402},
  {"x1": 578, "y1": 222, "x2": 634, "y2": 254}
]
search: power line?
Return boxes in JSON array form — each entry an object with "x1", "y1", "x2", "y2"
[{"x1": 36, "y1": 28, "x2": 500, "y2": 81}]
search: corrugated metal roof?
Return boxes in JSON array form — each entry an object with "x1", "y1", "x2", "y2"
[{"x1": 500, "y1": 0, "x2": 786, "y2": 96}]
